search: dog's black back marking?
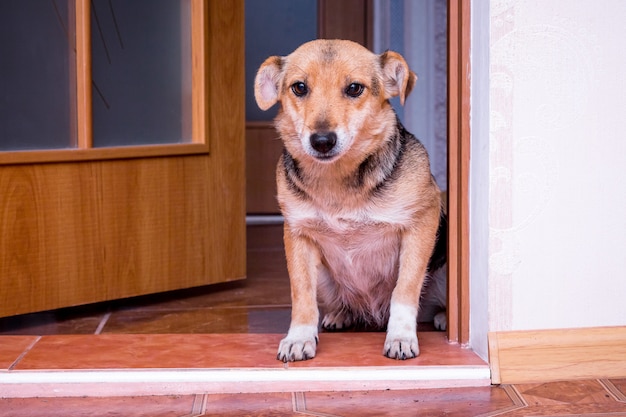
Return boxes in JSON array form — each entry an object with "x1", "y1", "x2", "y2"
[
  {"x1": 282, "y1": 149, "x2": 310, "y2": 200},
  {"x1": 352, "y1": 118, "x2": 410, "y2": 195}
]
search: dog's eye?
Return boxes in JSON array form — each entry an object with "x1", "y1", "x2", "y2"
[
  {"x1": 345, "y1": 83, "x2": 365, "y2": 98},
  {"x1": 291, "y1": 82, "x2": 308, "y2": 97}
]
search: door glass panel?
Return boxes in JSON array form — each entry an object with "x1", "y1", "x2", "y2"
[
  {"x1": 91, "y1": 0, "x2": 192, "y2": 147},
  {"x1": 0, "y1": 0, "x2": 76, "y2": 151}
]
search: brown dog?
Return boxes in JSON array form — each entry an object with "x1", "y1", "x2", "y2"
[{"x1": 254, "y1": 39, "x2": 446, "y2": 362}]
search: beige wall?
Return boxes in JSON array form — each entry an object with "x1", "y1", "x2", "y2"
[{"x1": 470, "y1": 0, "x2": 626, "y2": 359}]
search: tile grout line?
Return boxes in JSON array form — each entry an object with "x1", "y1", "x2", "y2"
[
  {"x1": 94, "y1": 312, "x2": 112, "y2": 335},
  {"x1": 8, "y1": 336, "x2": 41, "y2": 371},
  {"x1": 599, "y1": 379, "x2": 626, "y2": 403},
  {"x1": 474, "y1": 384, "x2": 527, "y2": 417},
  {"x1": 185, "y1": 394, "x2": 208, "y2": 417},
  {"x1": 292, "y1": 392, "x2": 339, "y2": 417}
]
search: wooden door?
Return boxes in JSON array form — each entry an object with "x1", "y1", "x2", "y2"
[{"x1": 0, "y1": 1, "x2": 246, "y2": 318}]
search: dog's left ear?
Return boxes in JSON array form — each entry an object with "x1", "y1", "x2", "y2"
[
  {"x1": 254, "y1": 56, "x2": 284, "y2": 111},
  {"x1": 379, "y1": 51, "x2": 417, "y2": 105}
]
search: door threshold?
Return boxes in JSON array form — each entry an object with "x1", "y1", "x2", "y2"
[
  {"x1": 0, "y1": 333, "x2": 490, "y2": 397},
  {"x1": 246, "y1": 214, "x2": 284, "y2": 225},
  {"x1": 2, "y1": 366, "x2": 490, "y2": 398}
]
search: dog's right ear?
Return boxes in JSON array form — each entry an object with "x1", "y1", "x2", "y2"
[{"x1": 254, "y1": 56, "x2": 284, "y2": 111}]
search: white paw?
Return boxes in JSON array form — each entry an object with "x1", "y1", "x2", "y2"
[
  {"x1": 321, "y1": 311, "x2": 353, "y2": 330},
  {"x1": 384, "y1": 302, "x2": 419, "y2": 360},
  {"x1": 277, "y1": 325, "x2": 318, "y2": 362},
  {"x1": 383, "y1": 333, "x2": 420, "y2": 360},
  {"x1": 434, "y1": 311, "x2": 447, "y2": 331}
]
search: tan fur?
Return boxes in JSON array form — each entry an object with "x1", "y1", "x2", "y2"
[{"x1": 254, "y1": 40, "x2": 442, "y2": 362}]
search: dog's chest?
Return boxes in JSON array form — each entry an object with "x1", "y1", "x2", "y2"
[{"x1": 293, "y1": 210, "x2": 404, "y2": 286}]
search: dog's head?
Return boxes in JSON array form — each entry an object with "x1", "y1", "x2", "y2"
[{"x1": 254, "y1": 39, "x2": 416, "y2": 163}]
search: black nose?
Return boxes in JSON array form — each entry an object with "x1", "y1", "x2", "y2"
[{"x1": 310, "y1": 132, "x2": 337, "y2": 154}]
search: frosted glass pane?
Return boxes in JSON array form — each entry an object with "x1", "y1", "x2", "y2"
[
  {"x1": 0, "y1": 1, "x2": 76, "y2": 151},
  {"x1": 91, "y1": 0, "x2": 192, "y2": 147}
]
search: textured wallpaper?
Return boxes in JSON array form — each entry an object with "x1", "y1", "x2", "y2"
[{"x1": 487, "y1": 0, "x2": 626, "y2": 331}]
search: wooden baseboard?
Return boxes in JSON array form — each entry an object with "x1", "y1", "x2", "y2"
[{"x1": 489, "y1": 326, "x2": 626, "y2": 384}]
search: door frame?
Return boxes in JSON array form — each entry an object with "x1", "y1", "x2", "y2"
[{"x1": 447, "y1": 0, "x2": 471, "y2": 346}]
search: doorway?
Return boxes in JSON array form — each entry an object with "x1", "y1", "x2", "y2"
[
  {"x1": 244, "y1": 0, "x2": 469, "y2": 345},
  {"x1": 0, "y1": 0, "x2": 480, "y2": 395}
]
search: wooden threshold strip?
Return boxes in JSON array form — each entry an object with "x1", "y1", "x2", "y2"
[{"x1": 489, "y1": 325, "x2": 626, "y2": 384}]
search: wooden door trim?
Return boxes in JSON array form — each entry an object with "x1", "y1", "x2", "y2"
[
  {"x1": 75, "y1": 0, "x2": 92, "y2": 149},
  {"x1": 317, "y1": 0, "x2": 373, "y2": 48},
  {"x1": 447, "y1": 0, "x2": 471, "y2": 345}
]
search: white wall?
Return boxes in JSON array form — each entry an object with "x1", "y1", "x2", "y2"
[
  {"x1": 471, "y1": 0, "x2": 626, "y2": 356},
  {"x1": 469, "y1": 0, "x2": 491, "y2": 362}
]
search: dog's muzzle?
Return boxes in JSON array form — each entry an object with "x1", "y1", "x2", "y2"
[{"x1": 310, "y1": 132, "x2": 337, "y2": 158}]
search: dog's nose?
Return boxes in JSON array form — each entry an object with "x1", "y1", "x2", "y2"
[{"x1": 310, "y1": 132, "x2": 337, "y2": 154}]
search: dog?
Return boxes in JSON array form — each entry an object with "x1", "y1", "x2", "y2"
[{"x1": 254, "y1": 39, "x2": 447, "y2": 362}]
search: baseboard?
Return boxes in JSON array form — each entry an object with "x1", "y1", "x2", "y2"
[{"x1": 489, "y1": 325, "x2": 626, "y2": 384}]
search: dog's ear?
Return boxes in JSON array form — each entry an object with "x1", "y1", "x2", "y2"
[
  {"x1": 254, "y1": 56, "x2": 284, "y2": 111},
  {"x1": 379, "y1": 51, "x2": 417, "y2": 105}
]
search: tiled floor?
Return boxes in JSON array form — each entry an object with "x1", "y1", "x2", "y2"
[{"x1": 1, "y1": 225, "x2": 626, "y2": 415}]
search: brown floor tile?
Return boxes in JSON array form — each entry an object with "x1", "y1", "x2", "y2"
[
  {"x1": 204, "y1": 392, "x2": 295, "y2": 416},
  {"x1": 288, "y1": 332, "x2": 486, "y2": 368},
  {"x1": 300, "y1": 387, "x2": 514, "y2": 417},
  {"x1": 496, "y1": 380, "x2": 626, "y2": 417},
  {"x1": 0, "y1": 308, "x2": 106, "y2": 336},
  {"x1": 3, "y1": 385, "x2": 626, "y2": 417},
  {"x1": 102, "y1": 307, "x2": 291, "y2": 334},
  {"x1": 0, "y1": 395, "x2": 200, "y2": 417},
  {"x1": 13, "y1": 334, "x2": 286, "y2": 370},
  {"x1": 108, "y1": 273, "x2": 291, "y2": 311},
  {"x1": 517, "y1": 380, "x2": 614, "y2": 405},
  {"x1": 5, "y1": 332, "x2": 484, "y2": 372},
  {"x1": 0, "y1": 336, "x2": 37, "y2": 370}
]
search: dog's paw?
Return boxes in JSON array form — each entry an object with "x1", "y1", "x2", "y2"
[
  {"x1": 434, "y1": 311, "x2": 447, "y2": 331},
  {"x1": 277, "y1": 325, "x2": 319, "y2": 362},
  {"x1": 383, "y1": 334, "x2": 420, "y2": 360},
  {"x1": 321, "y1": 311, "x2": 353, "y2": 331},
  {"x1": 384, "y1": 302, "x2": 419, "y2": 360}
]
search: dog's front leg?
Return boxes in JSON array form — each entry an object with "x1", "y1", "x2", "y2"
[
  {"x1": 384, "y1": 225, "x2": 436, "y2": 360},
  {"x1": 277, "y1": 223, "x2": 320, "y2": 362}
]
